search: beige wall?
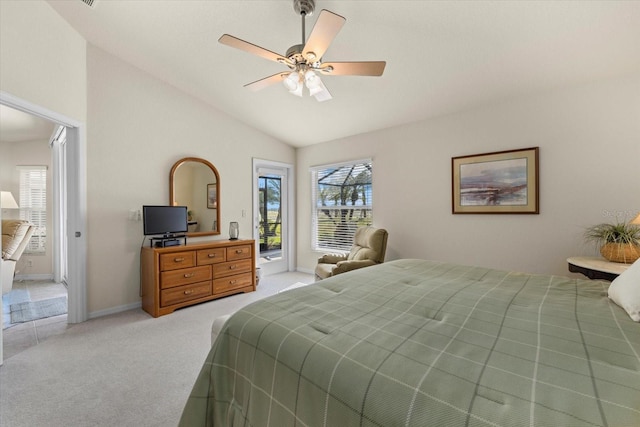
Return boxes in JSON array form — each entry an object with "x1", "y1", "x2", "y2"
[
  {"x1": 296, "y1": 75, "x2": 640, "y2": 276},
  {"x1": 0, "y1": 1, "x2": 83, "y2": 282},
  {"x1": 86, "y1": 45, "x2": 295, "y2": 315},
  {"x1": 0, "y1": 0, "x2": 86, "y2": 122}
]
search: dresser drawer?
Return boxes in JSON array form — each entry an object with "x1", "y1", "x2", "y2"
[
  {"x1": 213, "y1": 272, "x2": 253, "y2": 294},
  {"x1": 226, "y1": 245, "x2": 252, "y2": 261},
  {"x1": 160, "y1": 281, "x2": 212, "y2": 307},
  {"x1": 197, "y1": 248, "x2": 226, "y2": 265},
  {"x1": 159, "y1": 251, "x2": 196, "y2": 271},
  {"x1": 161, "y1": 265, "x2": 211, "y2": 289},
  {"x1": 213, "y1": 259, "x2": 252, "y2": 278}
]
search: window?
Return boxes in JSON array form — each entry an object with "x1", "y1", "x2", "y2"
[
  {"x1": 18, "y1": 165, "x2": 47, "y2": 253},
  {"x1": 311, "y1": 159, "x2": 372, "y2": 251}
]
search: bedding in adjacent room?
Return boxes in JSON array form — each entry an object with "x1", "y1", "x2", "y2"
[{"x1": 180, "y1": 259, "x2": 640, "y2": 426}]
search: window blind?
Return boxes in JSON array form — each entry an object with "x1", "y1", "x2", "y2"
[
  {"x1": 18, "y1": 165, "x2": 48, "y2": 253},
  {"x1": 311, "y1": 159, "x2": 372, "y2": 251}
]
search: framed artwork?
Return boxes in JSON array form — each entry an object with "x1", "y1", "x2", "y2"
[
  {"x1": 207, "y1": 184, "x2": 217, "y2": 209},
  {"x1": 452, "y1": 147, "x2": 539, "y2": 214}
]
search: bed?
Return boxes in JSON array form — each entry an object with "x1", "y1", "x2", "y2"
[{"x1": 180, "y1": 259, "x2": 640, "y2": 426}]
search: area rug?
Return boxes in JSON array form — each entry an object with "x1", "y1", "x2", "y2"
[
  {"x1": 10, "y1": 296, "x2": 68, "y2": 323},
  {"x1": 2, "y1": 288, "x2": 31, "y2": 329}
]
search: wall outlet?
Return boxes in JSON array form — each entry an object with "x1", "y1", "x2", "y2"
[
  {"x1": 26, "y1": 260, "x2": 33, "y2": 267},
  {"x1": 129, "y1": 209, "x2": 142, "y2": 221}
]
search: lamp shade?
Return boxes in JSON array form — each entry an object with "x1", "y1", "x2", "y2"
[
  {"x1": 283, "y1": 72, "x2": 301, "y2": 91},
  {"x1": 631, "y1": 213, "x2": 640, "y2": 225},
  {"x1": 0, "y1": 191, "x2": 19, "y2": 209},
  {"x1": 304, "y1": 70, "x2": 321, "y2": 89}
]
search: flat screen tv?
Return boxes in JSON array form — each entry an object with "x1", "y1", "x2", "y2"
[{"x1": 143, "y1": 205, "x2": 188, "y2": 237}]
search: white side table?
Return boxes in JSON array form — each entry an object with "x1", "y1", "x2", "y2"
[{"x1": 567, "y1": 256, "x2": 631, "y2": 281}]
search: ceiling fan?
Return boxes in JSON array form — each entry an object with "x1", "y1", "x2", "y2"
[{"x1": 219, "y1": 0, "x2": 386, "y2": 102}]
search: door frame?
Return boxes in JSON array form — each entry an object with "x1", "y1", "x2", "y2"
[
  {"x1": 50, "y1": 125, "x2": 67, "y2": 284},
  {"x1": 0, "y1": 91, "x2": 87, "y2": 364},
  {"x1": 252, "y1": 159, "x2": 295, "y2": 274}
]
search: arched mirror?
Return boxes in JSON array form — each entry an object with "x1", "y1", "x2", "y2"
[{"x1": 170, "y1": 157, "x2": 220, "y2": 236}]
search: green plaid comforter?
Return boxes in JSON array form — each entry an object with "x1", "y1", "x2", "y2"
[{"x1": 180, "y1": 259, "x2": 640, "y2": 426}]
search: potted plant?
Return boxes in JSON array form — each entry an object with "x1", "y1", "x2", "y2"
[
  {"x1": 584, "y1": 221, "x2": 640, "y2": 263},
  {"x1": 187, "y1": 210, "x2": 194, "y2": 221}
]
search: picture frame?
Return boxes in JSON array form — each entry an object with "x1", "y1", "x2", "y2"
[
  {"x1": 452, "y1": 147, "x2": 539, "y2": 214},
  {"x1": 207, "y1": 183, "x2": 217, "y2": 209}
]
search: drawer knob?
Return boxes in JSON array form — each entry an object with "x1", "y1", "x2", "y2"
[
  {"x1": 184, "y1": 273, "x2": 195, "y2": 278},
  {"x1": 184, "y1": 290, "x2": 193, "y2": 295},
  {"x1": 229, "y1": 265, "x2": 237, "y2": 270},
  {"x1": 174, "y1": 257, "x2": 185, "y2": 262},
  {"x1": 235, "y1": 249, "x2": 243, "y2": 254},
  {"x1": 208, "y1": 253, "x2": 217, "y2": 258},
  {"x1": 229, "y1": 280, "x2": 237, "y2": 285}
]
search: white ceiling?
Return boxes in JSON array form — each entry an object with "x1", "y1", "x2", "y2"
[
  {"x1": 41, "y1": 0, "x2": 640, "y2": 147},
  {"x1": 0, "y1": 105, "x2": 55, "y2": 143}
]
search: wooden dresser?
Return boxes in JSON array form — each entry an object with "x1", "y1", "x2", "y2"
[{"x1": 140, "y1": 239, "x2": 256, "y2": 317}]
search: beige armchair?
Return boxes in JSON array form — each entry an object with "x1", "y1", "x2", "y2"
[
  {"x1": 2, "y1": 219, "x2": 35, "y2": 295},
  {"x1": 315, "y1": 226, "x2": 388, "y2": 280}
]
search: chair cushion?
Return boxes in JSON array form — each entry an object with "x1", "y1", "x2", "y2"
[
  {"x1": 347, "y1": 227, "x2": 388, "y2": 263},
  {"x1": 2, "y1": 219, "x2": 32, "y2": 260}
]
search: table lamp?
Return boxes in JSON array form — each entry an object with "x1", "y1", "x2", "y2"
[{"x1": 0, "y1": 191, "x2": 19, "y2": 209}]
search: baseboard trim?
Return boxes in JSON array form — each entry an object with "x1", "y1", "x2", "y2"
[
  {"x1": 296, "y1": 267, "x2": 314, "y2": 275},
  {"x1": 14, "y1": 274, "x2": 54, "y2": 281},
  {"x1": 89, "y1": 301, "x2": 141, "y2": 319}
]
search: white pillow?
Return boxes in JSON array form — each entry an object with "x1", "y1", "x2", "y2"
[{"x1": 608, "y1": 258, "x2": 640, "y2": 322}]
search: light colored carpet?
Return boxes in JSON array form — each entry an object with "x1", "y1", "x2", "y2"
[
  {"x1": 278, "y1": 281, "x2": 311, "y2": 293},
  {"x1": 10, "y1": 296, "x2": 68, "y2": 323},
  {"x1": 0, "y1": 271, "x2": 314, "y2": 427}
]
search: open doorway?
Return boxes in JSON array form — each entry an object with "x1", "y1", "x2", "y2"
[
  {"x1": 1, "y1": 107, "x2": 66, "y2": 358},
  {"x1": 0, "y1": 92, "x2": 87, "y2": 364}
]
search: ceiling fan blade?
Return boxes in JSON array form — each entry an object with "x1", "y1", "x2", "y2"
[
  {"x1": 312, "y1": 82, "x2": 332, "y2": 102},
  {"x1": 219, "y1": 34, "x2": 288, "y2": 64},
  {"x1": 244, "y1": 73, "x2": 289, "y2": 92},
  {"x1": 319, "y1": 61, "x2": 386, "y2": 76},
  {"x1": 302, "y1": 10, "x2": 346, "y2": 62}
]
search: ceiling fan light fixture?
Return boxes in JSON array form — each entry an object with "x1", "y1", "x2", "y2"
[
  {"x1": 290, "y1": 83, "x2": 303, "y2": 97},
  {"x1": 308, "y1": 74, "x2": 331, "y2": 101},
  {"x1": 304, "y1": 69, "x2": 321, "y2": 89},
  {"x1": 283, "y1": 71, "x2": 301, "y2": 91},
  {"x1": 219, "y1": 1, "x2": 385, "y2": 101}
]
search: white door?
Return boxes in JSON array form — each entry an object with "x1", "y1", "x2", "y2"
[
  {"x1": 253, "y1": 160, "x2": 295, "y2": 276},
  {"x1": 51, "y1": 126, "x2": 68, "y2": 284}
]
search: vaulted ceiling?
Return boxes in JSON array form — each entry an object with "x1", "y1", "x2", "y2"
[{"x1": 37, "y1": 1, "x2": 640, "y2": 147}]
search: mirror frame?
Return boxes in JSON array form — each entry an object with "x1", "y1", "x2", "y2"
[{"x1": 169, "y1": 157, "x2": 221, "y2": 237}]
